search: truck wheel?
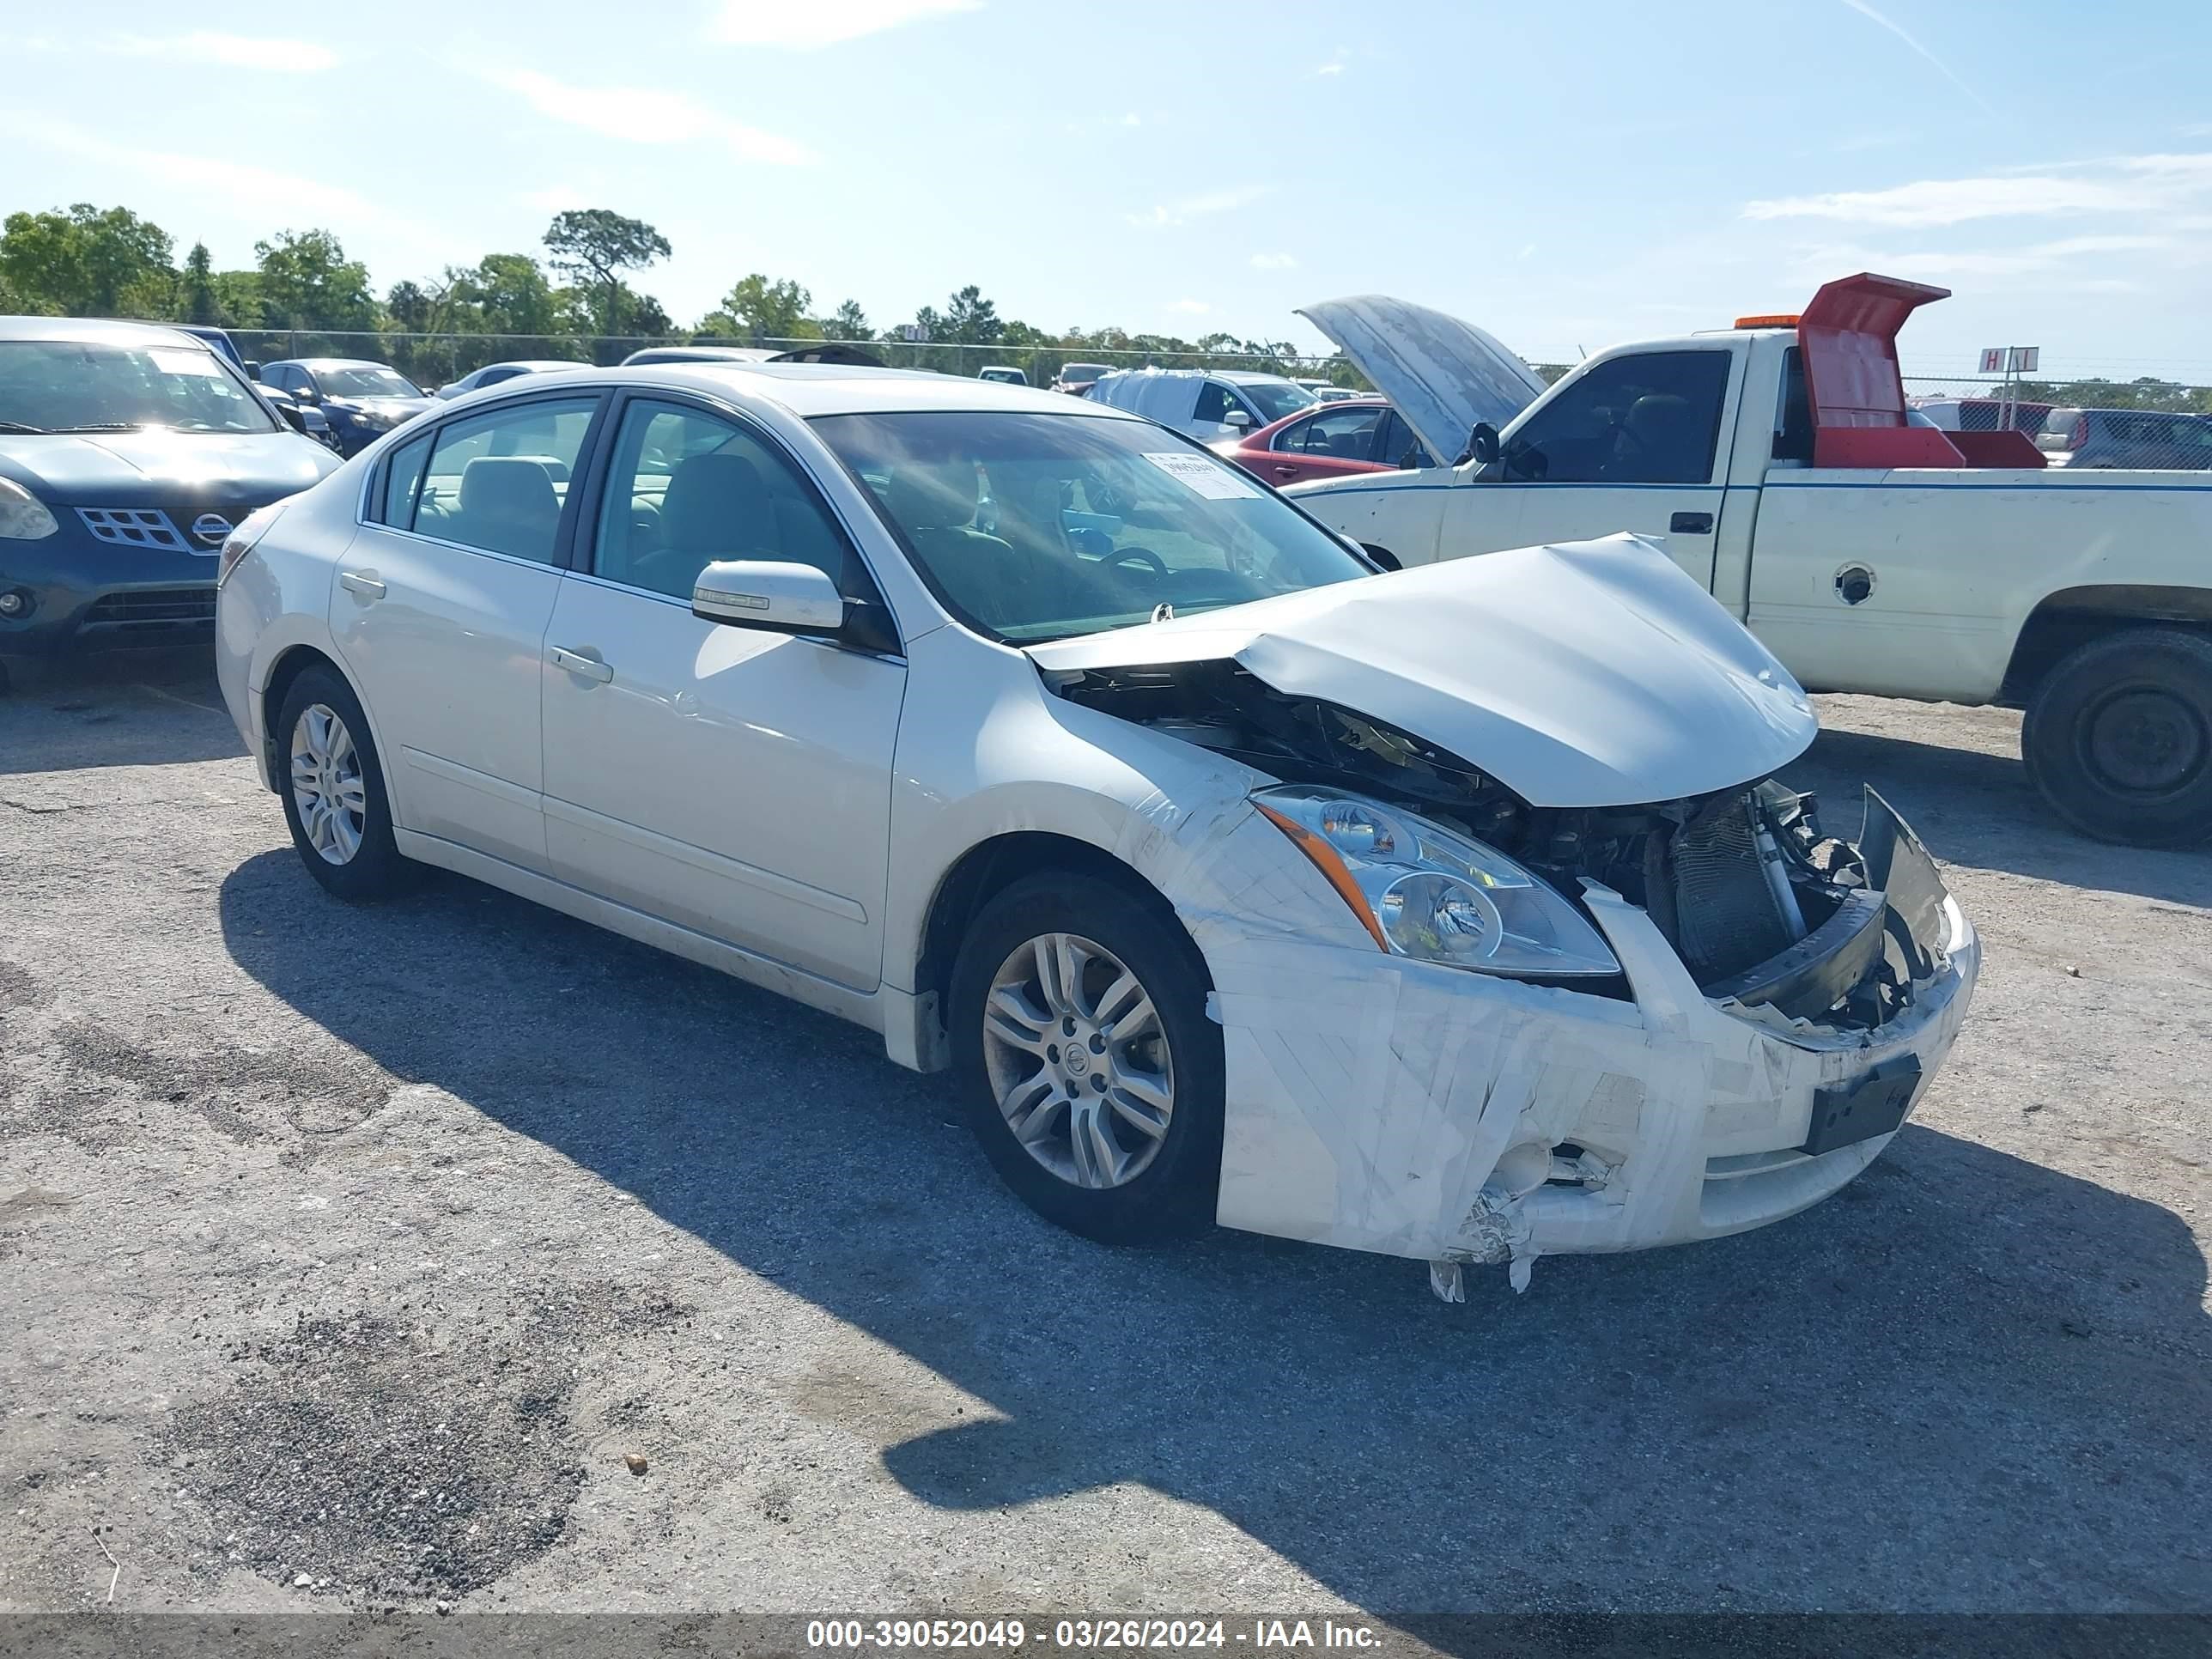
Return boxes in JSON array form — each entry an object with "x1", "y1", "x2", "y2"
[{"x1": 2022, "y1": 629, "x2": 2212, "y2": 847}]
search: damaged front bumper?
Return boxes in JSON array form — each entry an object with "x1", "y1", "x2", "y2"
[{"x1": 1206, "y1": 790, "x2": 1979, "y2": 1294}]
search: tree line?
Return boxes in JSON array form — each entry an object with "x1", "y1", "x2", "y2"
[{"x1": 0, "y1": 200, "x2": 1359, "y2": 390}]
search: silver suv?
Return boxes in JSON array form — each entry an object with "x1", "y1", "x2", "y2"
[{"x1": 1085, "y1": 368, "x2": 1316, "y2": 441}]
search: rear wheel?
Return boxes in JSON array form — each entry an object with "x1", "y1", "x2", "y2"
[
  {"x1": 2022, "y1": 629, "x2": 2212, "y2": 847},
  {"x1": 949, "y1": 872, "x2": 1223, "y2": 1243},
  {"x1": 275, "y1": 665, "x2": 416, "y2": 898}
]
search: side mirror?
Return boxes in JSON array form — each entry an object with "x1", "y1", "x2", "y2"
[
  {"x1": 274, "y1": 403, "x2": 308, "y2": 434},
  {"x1": 1464, "y1": 422, "x2": 1500, "y2": 465},
  {"x1": 292, "y1": 386, "x2": 320, "y2": 404},
  {"x1": 1221, "y1": 410, "x2": 1253, "y2": 431},
  {"x1": 693, "y1": 560, "x2": 846, "y2": 635},
  {"x1": 244, "y1": 361, "x2": 261, "y2": 378}
]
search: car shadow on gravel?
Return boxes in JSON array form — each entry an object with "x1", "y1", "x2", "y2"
[
  {"x1": 1784, "y1": 727, "x2": 2212, "y2": 909},
  {"x1": 0, "y1": 653, "x2": 241, "y2": 775},
  {"x1": 217, "y1": 849, "x2": 2212, "y2": 1613}
]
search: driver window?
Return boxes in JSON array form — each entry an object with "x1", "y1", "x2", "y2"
[
  {"x1": 1282, "y1": 406, "x2": 1384, "y2": 459},
  {"x1": 1504, "y1": 350, "x2": 1731, "y2": 484},
  {"x1": 1193, "y1": 381, "x2": 1237, "y2": 425},
  {"x1": 592, "y1": 400, "x2": 863, "y2": 603}
]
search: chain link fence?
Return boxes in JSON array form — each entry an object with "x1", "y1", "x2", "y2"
[{"x1": 222, "y1": 330, "x2": 2212, "y2": 470}]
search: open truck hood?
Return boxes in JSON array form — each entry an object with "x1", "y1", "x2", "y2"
[
  {"x1": 1027, "y1": 535, "x2": 1815, "y2": 808},
  {"x1": 1294, "y1": 295, "x2": 1548, "y2": 469}
]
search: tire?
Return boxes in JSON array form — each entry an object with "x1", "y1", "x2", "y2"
[
  {"x1": 948, "y1": 872, "x2": 1224, "y2": 1243},
  {"x1": 2022, "y1": 628, "x2": 2212, "y2": 848},
  {"x1": 273, "y1": 665, "x2": 416, "y2": 899}
]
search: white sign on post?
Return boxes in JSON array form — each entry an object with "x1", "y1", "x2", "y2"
[
  {"x1": 1979, "y1": 348, "x2": 2004, "y2": 374},
  {"x1": 2008, "y1": 346, "x2": 2039, "y2": 373}
]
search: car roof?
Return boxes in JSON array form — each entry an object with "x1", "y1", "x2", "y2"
[
  {"x1": 479, "y1": 359, "x2": 586, "y2": 373},
  {"x1": 475, "y1": 362, "x2": 1147, "y2": 422},
  {"x1": 0, "y1": 314, "x2": 204, "y2": 347}
]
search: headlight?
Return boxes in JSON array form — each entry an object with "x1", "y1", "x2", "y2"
[
  {"x1": 0, "y1": 477, "x2": 59, "y2": 540},
  {"x1": 216, "y1": 503, "x2": 284, "y2": 588},
  {"x1": 1253, "y1": 786, "x2": 1621, "y2": 978}
]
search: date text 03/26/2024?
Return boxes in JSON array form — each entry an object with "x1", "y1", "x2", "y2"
[{"x1": 805, "y1": 1620, "x2": 1382, "y2": 1650}]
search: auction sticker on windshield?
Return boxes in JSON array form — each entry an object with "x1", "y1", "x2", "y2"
[{"x1": 1142, "y1": 452, "x2": 1261, "y2": 500}]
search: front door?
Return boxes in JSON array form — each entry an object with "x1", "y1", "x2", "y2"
[
  {"x1": 1262, "y1": 404, "x2": 1394, "y2": 487},
  {"x1": 540, "y1": 394, "x2": 906, "y2": 991},
  {"x1": 329, "y1": 391, "x2": 605, "y2": 871},
  {"x1": 1455, "y1": 348, "x2": 1739, "y2": 590}
]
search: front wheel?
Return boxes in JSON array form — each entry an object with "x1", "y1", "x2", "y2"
[
  {"x1": 2022, "y1": 629, "x2": 2212, "y2": 847},
  {"x1": 949, "y1": 872, "x2": 1224, "y2": 1243},
  {"x1": 275, "y1": 665, "x2": 416, "y2": 898}
]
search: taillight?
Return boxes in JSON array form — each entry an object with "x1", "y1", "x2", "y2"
[
  {"x1": 2070, "y1": 416, "x2": 2089, "y2": 449},
  {"x1": 215, "y1": 505, "x2": 282, "y2": 588}
]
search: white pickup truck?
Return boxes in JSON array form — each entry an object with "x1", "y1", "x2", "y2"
[{"x1": 1288, "y1": 276, "x2": 2212, "y2": 847}]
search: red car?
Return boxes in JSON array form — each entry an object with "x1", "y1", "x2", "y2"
[{"x1": 1211, "y1": 398, "x2": 1433, "y2": 486}]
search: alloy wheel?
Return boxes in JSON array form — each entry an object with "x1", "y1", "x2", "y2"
[
  {"x1": 289, "y1": 702, "x2": 367, "y2": 866},
  {"x1": 981, "y1": 932, "x2": 1176, "y2": 1190}
]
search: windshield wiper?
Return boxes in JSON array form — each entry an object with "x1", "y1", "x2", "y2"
[
  {"x1": 0, "y1": 420, "x2": 46, "y2": 434},
  {"x1": 52, "y1": 422, "x2": 146, "y2": 434}
]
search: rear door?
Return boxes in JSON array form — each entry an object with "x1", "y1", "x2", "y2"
[
  {"x1": 331, "y1": 390, "x2": 605, "y2": 872},
  {"x1": 1468, "y1": 348, "x2": 1741, "y2": 589}
]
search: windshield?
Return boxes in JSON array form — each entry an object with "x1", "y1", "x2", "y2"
[
  {"x1": 319, "y1": 366, "x2": 421, "y2": 398},
  {"x1": 1238, "y1": 379, "x2": 1317, "y2": 423},
  {"x1": 0, "y1": 339, "x2": 279, "y2": 434},
  {"x1": 813, "y1": 410, "x2": 1373, "y2": 643}
]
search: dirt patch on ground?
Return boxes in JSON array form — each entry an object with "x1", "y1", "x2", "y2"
[
  {"x1": 6, "y1": 1018, "x2": 394, "y2": 1153},
  {"x1": 162, "y1": 1286, "x2": 692, "y2": 1603}
]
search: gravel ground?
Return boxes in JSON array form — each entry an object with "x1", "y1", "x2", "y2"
[{"x1": 1, "y1": 654, "x2": 2207, "y2": 1621}]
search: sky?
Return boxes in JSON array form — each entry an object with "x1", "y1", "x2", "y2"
[{"x1": 4, "y1": 0, "x2": 2210, "y2": 380}]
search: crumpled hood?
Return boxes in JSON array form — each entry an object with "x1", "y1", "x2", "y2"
[
  {"x1": 1027, "y1": 534, "x2": 1816, "y2": 807},
  {"x1": 1295, "y1": 295, "x2": 1548, "y2": 469},
  {"x1": 0, "y1": 428, "x2": 337, "y2": 503}
]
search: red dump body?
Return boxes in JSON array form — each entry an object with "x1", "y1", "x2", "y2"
[{"x1": 1799, "y1": 274, "x2": 2044, "y2": 470}]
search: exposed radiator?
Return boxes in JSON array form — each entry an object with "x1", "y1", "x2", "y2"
[{"x1": 1668, "y1": 792, "x2": 1798, "y2": 982}]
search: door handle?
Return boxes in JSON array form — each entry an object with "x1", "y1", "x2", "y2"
[
  {"x1": 1668, "y1": 512, "x2": 1715, "y2": 535},
  {"x1": 1272, "y1": 465, "x2": 1298, "y2": 479},
  {"x1": 549, "y1": 644, "x2": 613, "y2": 684},
  {"x1": 337, "y1": 569, "x2": 386, "y2": 600}
]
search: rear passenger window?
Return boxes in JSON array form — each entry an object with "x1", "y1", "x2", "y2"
[
  {"x1": 414, "y1": 396, "x2": 599, "y2": 563},
  {"x1": 1194, "y1": 382, "x2": 1235, "y2": 424},
  {"x1": 378, "y1": 429, "x2": 433, "y2": 527},
  {"x1": 592, "y1": 399, "x2": 863, "y2": 603}
]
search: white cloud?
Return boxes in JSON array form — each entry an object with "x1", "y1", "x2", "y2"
[
  {"x1": 1516, "y1": 243, "x2": 1537, "y2": 260},
  {"x1": 1836, "y1": 0, "x2": 1993, "y2": 118},
  {"x1": 708, "y1": 0, "x2": 979, "y2": 48},
  {"x1": 1166, "y1": 299, "x2": 1212, "y2": 315},
  {"x1": 1127, "y1": 185, "x2": 1271, "y2": 228},
  {"x1": 1746, "y1": 153, "x2": 2212, "y2": 227},
  {"x1": 2, "y1": 116, "x2": 387, "y2": 227},
  {"x1": 1313, "y1": 44, "x2": 1349, "y2": 76},
  {"x1": 476, "y1": 68, "x2": 811, "y2": 164},
  {"x1": 1781, "y1": 234, "x2": 2179, "y2": 295},
  {"x1": 106, "y1": 31, "x2": 338, "y2": 72},
  {"x1": 1249, "y1": 252, "x2": 1297, "y2": 270}
]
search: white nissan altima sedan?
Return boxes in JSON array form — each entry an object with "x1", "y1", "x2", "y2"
[{"x1": 213, "y1": 363, "x2": 1979, "y2": 1297}]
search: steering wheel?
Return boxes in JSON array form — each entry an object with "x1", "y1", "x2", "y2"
[{"x1": 1107, "y1": 546, "x2": 1167, "y2": 577}]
